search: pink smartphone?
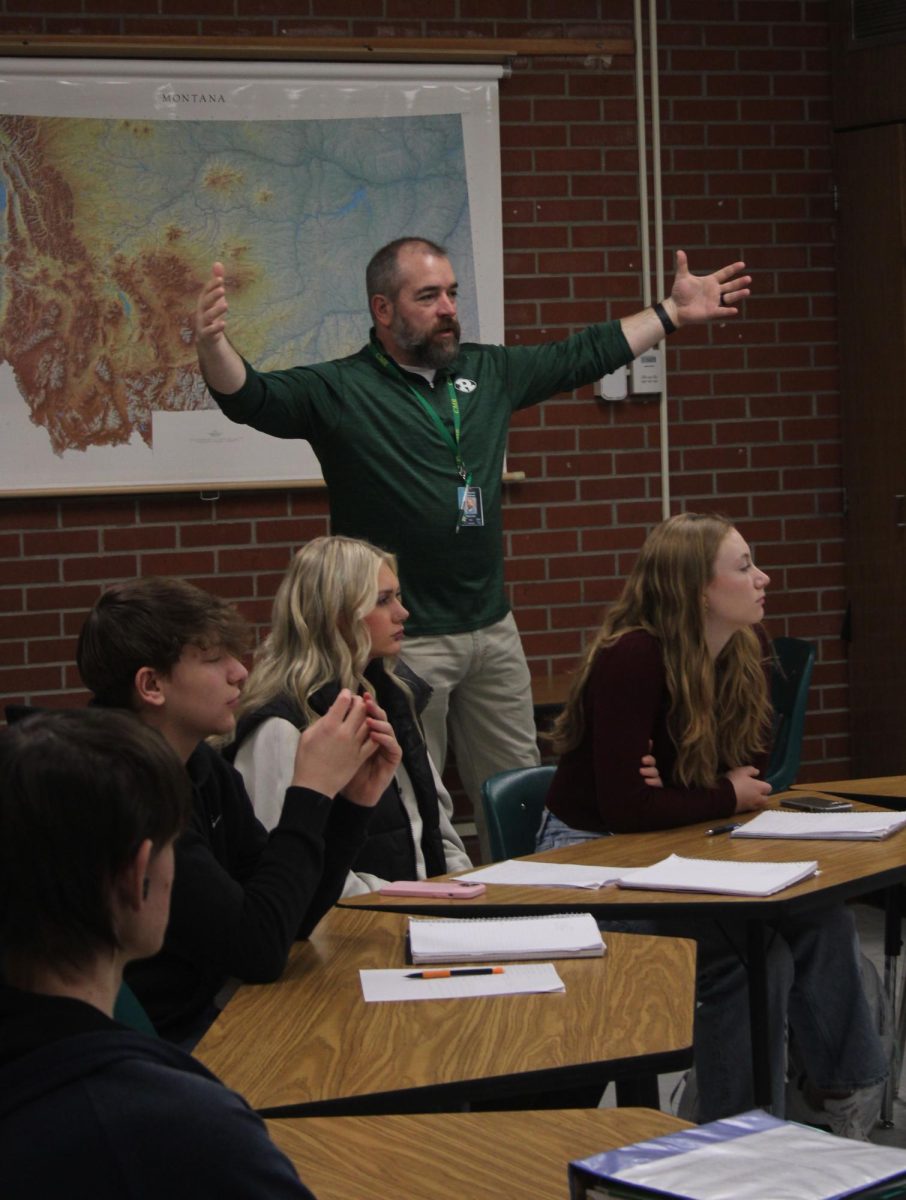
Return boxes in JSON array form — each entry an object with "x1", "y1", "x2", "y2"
[{"x1": 378, "y1": 880, "x2": 487, "y2": 899}]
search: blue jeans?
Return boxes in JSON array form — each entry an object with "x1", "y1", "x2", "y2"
[{"x1": 535, "y1": 809, "x2": 888, "y2": 1121}]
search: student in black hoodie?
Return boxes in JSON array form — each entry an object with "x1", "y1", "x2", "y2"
[
  {"x1": 76, "y1": 576, "x2": 401, "y2": 1044},
  {"x1": 0, "y1": 708, "x2": 316, "y2": 1200}
]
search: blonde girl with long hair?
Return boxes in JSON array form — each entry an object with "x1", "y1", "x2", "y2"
[
  {"x1": 536, "y1": 513, "x2": 887, "y2": 1138},
  {"x1": 229, "y1": 536, "x2": 471, "y2": 894}
]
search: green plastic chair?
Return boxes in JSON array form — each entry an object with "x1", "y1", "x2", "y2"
[
  {"x1": 114, "y1": 980, "x2": 158, "y2": 1036},
  {"x1": 480, "y1": 765, "x2": 556, "y2": 862},
  {"x1": 764, "y1": 636, "x2": 816, "y2": 793}
]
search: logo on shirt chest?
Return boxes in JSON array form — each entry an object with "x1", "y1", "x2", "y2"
[{"x1": 453, "y1": 377, "x2": 477, "y2": 393}]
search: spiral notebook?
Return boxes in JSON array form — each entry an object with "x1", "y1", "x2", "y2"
[
  {"x1": 407, "y1": 912, "x2": 605, "y2": 964},
  {"x1": 731, "y1": 810, "x2": 906, "y2": 841},
  {"x1": 615, "y1": 853, "x2": 818, "y2": 897}
]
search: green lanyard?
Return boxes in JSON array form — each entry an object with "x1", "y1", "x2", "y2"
[{"x1": 369, "y1": 343, "x2": 471, "y2": 487}]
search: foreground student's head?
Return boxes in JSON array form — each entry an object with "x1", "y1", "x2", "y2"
[
  {"x1": 76, "y1": 577, "x2": 252, "y2": 759},
  {"x1": 0, "y1": 709, "x2": 189, "y2": 985}
]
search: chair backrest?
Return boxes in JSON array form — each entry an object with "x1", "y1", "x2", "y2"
[
  {"x1": 480, "y1": 765, "x2": 556, "y2": 861},
  {"x1": 765, "y1": 636, "x2": 817, "y2": 793},
  {"x1": 114, "y1": 980, "x2": 158, "y2": 1037}
]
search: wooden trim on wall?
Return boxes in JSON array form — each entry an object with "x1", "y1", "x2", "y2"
[{"x1": 0, "y1": 33, "x2": 634, "y2": 64}]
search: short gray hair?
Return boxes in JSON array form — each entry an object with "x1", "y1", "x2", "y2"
[{"x1": 365, "y1": 237, "x2": 448, "y2": 302}]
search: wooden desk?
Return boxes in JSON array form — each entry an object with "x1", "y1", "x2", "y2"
[
  {"x1": 194, "y1": 906, "x2": 694, "y2": 1118},
  {"x1": 341, "y1": 796, "x2": 906, "y2": 921},
  {"x1": 267, "y1": 1107, "x2": 691, "y2": 1200},
  {"x1": 792, "y1": 776, "x2": 906, "y2": 809},
  {"x1": 341, "y1": 796, "x2": 906, "y2": 1109}
]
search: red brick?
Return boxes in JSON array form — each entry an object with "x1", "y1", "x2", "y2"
[
  {"x1": 22, "y1": 529, "x2": 99, "y2": 557},
  {"x1": 0, "y1": 501, "x2": 58, "y2": 530},
  {"x1": 547, "y1": 502, "x2": 618, "y2": 530},
  {"x1": 181, "y1": 522, "x2": 254, "y2": 548},
  {"x1": 104, "y1": 526, "x2": 178, "y2": 553},
  {"x1": 502, "y1": 556, "x2": 546, "y2": 582},
  {"x1": 26, "y1": 584, "x2": 102, "y2": 614},
  {"x1": 213, "y1": 547, "x2": 292, "y2": 573},
  {"x1": 509, "y1": 532, "x2": 579, "y2": 557},
  {"x1": 521, "y1": 630, "x2": 584, "y2": 657},
  {"x1": 191, "y1": 575, "x2": 256, "y2": 601},
  {"x1": 60, "y1": 500, "x2": 137, "y2": 528},
  {"x1": 62, "y1": 555, "x2": 138, "y2": 583},
  {"x1": 0, "y1": 641, "x2": 24, "y2": 667},
  {"x1": 2, "y1": 559, "x2": 60, "y2": 586},
  {"x1": 27, "y1": 637, "x2": 79, "y2": 666},
  {"x1": 131, "y1": 551, "x2": 213, "y2": 577},
  {"x1": 0, "y1": 612, "x2": 58, "y2": 640},
  {"x1": 0, "y1": 665, "x2": 64, "y2": 694}
]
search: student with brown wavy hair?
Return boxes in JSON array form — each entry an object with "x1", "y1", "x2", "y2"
[{"x1": 537, "y1": 513, "x2": 887, "y2": 1138}]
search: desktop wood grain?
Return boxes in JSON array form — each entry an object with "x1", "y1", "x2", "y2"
[
  {"x1": 267, "y1": 1108, "x2": 691, "y2": 1200},
  {"x1": 193, "y1": 907, "x2": 694, "y2": 1112}
]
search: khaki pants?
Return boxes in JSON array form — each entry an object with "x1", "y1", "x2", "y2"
[{"x1": 401, "y1": 611, "x2": 541, "y2": 862}]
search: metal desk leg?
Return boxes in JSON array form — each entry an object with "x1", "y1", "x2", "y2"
[
  {"x1": 884, "y1": 887, "x2": 903, "y2": 1126},
  {"x1": 746, "y1": 919, "x2": 774, "y2": 1111},
  {"x1": 615, "y1": 1075, "x2": 660, "y2": 1109}
]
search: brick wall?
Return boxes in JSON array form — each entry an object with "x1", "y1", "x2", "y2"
[{"x1": 0, "y1": 1, "x2": 849, "y2": 783}]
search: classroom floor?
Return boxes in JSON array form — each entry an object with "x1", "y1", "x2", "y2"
[{"x1": 603, "y1": 903, "x2": 906, "y2": 1146}]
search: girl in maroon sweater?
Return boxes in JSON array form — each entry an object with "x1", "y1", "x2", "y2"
[{"x1": 538, "y1": 513, "x2": 886, "y2": 1138}]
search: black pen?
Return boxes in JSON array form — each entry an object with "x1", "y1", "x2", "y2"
[{"x1": 706, "y1": 822, "x2": 741, "y2": 836}]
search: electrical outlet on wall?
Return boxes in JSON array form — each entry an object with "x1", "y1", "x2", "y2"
[{"x1": 594, "y1": 364, "x2": 629, "y2": 401}]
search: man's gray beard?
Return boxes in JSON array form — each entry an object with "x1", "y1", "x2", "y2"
[
  {"x1": 393, "y1": 317, "x2": 461, "y2": 370},
  {"x1": 410, "y1": 336, "x2": 460, "y2": 370}
]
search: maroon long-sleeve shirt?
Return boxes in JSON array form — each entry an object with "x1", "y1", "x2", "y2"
[{"x1": 545, "y1": 628, "x2": 771, "y2": 834}]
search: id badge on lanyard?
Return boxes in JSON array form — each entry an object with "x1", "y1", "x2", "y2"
[{"x1": 457, "y1": 484, "x2": 484, "y2": 529}]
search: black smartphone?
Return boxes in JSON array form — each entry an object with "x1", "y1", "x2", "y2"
[{"x1": 780, "y1": 795, "x2": 853, "y2": 812}]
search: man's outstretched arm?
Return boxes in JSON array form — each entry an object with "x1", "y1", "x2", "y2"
[{"x1": 194, "y1": 260, "x2": 247, "y2": 395}]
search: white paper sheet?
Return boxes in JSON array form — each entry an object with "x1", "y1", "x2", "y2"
[
  {"x1": 359, "y1": 962, "x2": 566, "y2": 1002},
  {"x1": 458, "y1": 859, "x2": 637, "y2": 888}
]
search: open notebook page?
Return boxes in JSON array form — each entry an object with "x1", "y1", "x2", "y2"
[{"x1": 458, "y1": 860, "x2": 638, "y2": 889}]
